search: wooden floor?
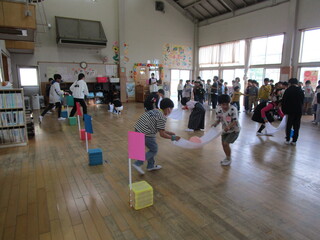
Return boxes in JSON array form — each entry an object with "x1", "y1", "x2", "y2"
[{"x1": 1, "y1": 102, "x2": 320, "y2": 240}]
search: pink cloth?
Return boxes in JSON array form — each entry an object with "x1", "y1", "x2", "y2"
[{"x1": 261, "y1": 102, "x2": 284, "y2": 119}]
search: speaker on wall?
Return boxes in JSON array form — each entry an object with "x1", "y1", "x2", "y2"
[{"x1": 155, "y1": 1, "x2": 165, "y2": 12}]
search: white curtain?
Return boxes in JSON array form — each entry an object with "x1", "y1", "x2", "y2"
[{"x1": 199, "y1": 41, "x2": 242, "y2": 66}]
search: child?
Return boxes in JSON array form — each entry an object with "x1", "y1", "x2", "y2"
[
  {"x1": 231, "y1": 86, "x2": 244, "y2": 112},
  {"x1": 258, "y1": 78, "x2": 272, "y2": 103},
  {"x1": 303, "y1": 80, "x2": 314, "y2": 115},
  {"x1": 69, "y1": 73, "x2": 89, "y2": 117},
  {"x1": 112, "y1": 90, "x2": 123, "y2": 114},
  {"x1": 144, "y1": 89, "x2": 164, "y2": 111},
  {"x1": 132, "y1": 98, "x2": 180, "y2": 174},
  {"x1": 181, "y1": 99, "x2": 205, "y2": 132},
  {"x1": 39, "y1": 74, "x2": 66, "y2": 123},
  {"x1": 314, "y1": 87, "x2": 320, "y2": 125},
  {"x1": 212, "y1": 94, "x2": 240, "y2": 166},
  {"x1": 252, "y1": 88, "x2": 284, "y2": 136}
]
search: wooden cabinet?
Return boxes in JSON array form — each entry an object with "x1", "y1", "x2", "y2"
[
  {"x1": 0, "y1": 1, "x2": 36, "y2": 29},
  {"x1": 135, "y1": 85, "x2": 149, "y2": 102}
]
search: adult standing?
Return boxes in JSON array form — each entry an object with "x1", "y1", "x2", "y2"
[
  {"x1": 282, "y1": 78, "x2": 304, "y2": 146},
  {"x1": 177, "y1": 79, "x2": 183, "y2": 102},
  {"x1": 149, "y1": 73, "x2": 158, "y2": 93},
  {"x1": 69, "y1": 73, "x2": 89, "y2": 117}
]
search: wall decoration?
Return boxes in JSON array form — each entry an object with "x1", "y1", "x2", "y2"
[
  {"x1": 162, "y1": 44, "x2": 192, "y2": 69},
  {"x1": 122, "y1": 42, "x2": 130, "y2": 64},
  {"x1": 126, "y1": 82, "x2": 135, "y2": 97},
  {"x1": 112, "y1": 41, "x2": 119, "y2": 64},
  {"x1": 304, "y1": 70, "x2": 318, "y2": 87}
]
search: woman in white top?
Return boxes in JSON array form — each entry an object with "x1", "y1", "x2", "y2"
[
  {"x1": 177, "y1": 79, "x2": 183, "y2": 102},
  {"x1": 69, "y1": 73, "x2": 89, "y2": 117},
  {"x1": 39, "y1": 74, "x2": 66, "y2": 122}
]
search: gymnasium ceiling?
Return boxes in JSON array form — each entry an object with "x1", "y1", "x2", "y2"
[{"x1": 165, "y1": 0, "x2": 273, "y2": 24}]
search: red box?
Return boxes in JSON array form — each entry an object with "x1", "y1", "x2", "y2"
[
  {"x1": 96, "y1": 77, "x2": 108, "y2": 83},
  {"x1": 80, "y1": 129, "x2": 92, "y2": 140}
]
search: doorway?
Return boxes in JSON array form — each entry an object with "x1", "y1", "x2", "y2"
[{"x1": 170, "y1": 69, "x2": 190, "y2": 101}]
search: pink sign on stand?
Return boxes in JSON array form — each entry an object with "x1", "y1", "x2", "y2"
[{"x1": 128, "y1": 131, "x2": 145, "y2": 161}]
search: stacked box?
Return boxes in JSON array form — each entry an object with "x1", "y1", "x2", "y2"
[
  {"x1": 131, "y1": 181, "x2": 153, "y2": 210},
  {"x1": 69, "y1": 117, "x2": 77, "y2": 126},
  {"x1": 88, "y1": 148, "x2": 103, "y2": 166},
  {"x1": 80, "y1": 129, "x2": 92, "y2": 140},
  {"x1": 61, "y1": 110, "x2": 68, "y2": 118}
]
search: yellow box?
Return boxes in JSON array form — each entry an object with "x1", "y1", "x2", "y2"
[{"x1": 130, "y1": 181, "x2": 153, "y2": 210}]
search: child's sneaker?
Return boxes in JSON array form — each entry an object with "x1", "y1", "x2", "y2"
[
  {"x1": 147, "y1": 165, "x2": 162, "y2": 171},
  {"x1": 291, "y1": 142, "x2": 296, "y2": 146},
  {"x1": 256, "y1": 132, "x2": 264, "y2": 136},
  {"x1": 132, "y1": 164, "x2": 145, "y2": 174},
  {"x1": 220, "y1": 158, "x2": 231, "y2": 166},
  {"x1": 58, "y1": 117, "x2": 66, "y2": 121},
  {"x1": 285, "y1": 140, "x2": 290, "y2": 145},
  {"x1": 39, "y1": 116, "x2": 43, "y2": 123},
  {"x1": 185, "y1": 128, "x2": 194, "y2": 132}
]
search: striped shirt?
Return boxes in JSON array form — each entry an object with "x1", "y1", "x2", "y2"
[{"x1": 134, "y1": 109, "x2": 167, "y2": 137}]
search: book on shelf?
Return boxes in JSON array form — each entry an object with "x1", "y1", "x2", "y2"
[
  {"x1": 0, "y1": 128, "x2": 26, "y2": 144},
  {"x1": 0, "y1": 93, "x2": 23, "y2": 109},
  {"x1": 0, "y1": 111, "x2": 25, "y2": 127}
]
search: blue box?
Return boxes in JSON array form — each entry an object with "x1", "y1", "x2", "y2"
[
  {"x1": 61, "y1": 110, "x2": 68, "y2": 118},
  {"x1": 88, "y1": 148, "x2": 103, "y2": 166}
]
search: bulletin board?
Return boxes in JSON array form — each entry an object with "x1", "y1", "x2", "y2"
[{"x1": 38, "y1": 62, "x2": 118, "y2": 83}]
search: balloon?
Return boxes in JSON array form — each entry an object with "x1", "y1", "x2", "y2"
[{"x1": 189, "y1": 136, "x2": 202, "y2": 143}]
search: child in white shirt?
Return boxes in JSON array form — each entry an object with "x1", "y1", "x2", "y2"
[{"x1": 212, "y1": 94, "x2": 240, "y2": 166}]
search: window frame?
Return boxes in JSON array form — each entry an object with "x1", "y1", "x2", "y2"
[
  {"x1": 250, "y1": 33, "x2": 285, "y2": 66},
  {"x1": 17, "y1": 66, "x2": 39, "y2": 87},
  {"x1": 299, "y1": 27, "x2": 320, "y2": 64}
]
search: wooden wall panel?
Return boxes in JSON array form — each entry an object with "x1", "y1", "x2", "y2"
[{"x1": 1, "y1": 2, "x2": 36, "y2": 29}]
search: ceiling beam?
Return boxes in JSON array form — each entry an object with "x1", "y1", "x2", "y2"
[
  {"x1": 205, "y1": 0, "x2": 222, "y2": 15},
  {"x1": 164, "y1": 0, "x2": 196, "y2": 22},
  {"x1": 218, "y1": 0, "x2": 237, "y2": 11},
  {"x1": 199, "y1": 0, "x2": 289, "y2": 26},
  {"x1": 192, "y1": 6, "x2": 206, "y2": 20},
  {"x1": 184, "y1": 0, "x2": 204, "y2": 9},
  {"x1": 199, "y1": 3, "x2": 215, "y2": 17}
]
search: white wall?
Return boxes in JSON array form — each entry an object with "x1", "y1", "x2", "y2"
[
  {"x1": 199, "y1": 2, "x2": 290, "y2": 46},
  {"x1": 11, "y1": 0, "x2": 118, "y2": 86},
  {"x1": 10, "y1": 0, "x2": 194, "y2": 88},
  {"x1": 297, "y1": 0, "x2": 320, "y2": 29},
  {"x1": 124, "y1": 0, "x2": 194, "y2": 75}
]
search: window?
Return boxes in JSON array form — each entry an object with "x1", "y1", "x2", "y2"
[
  {"x1": 199, "y1": 70, "x2": 219, "y2": 81},
  {"x1": 265, "y1": 68, "x2": 280, "y2": 82},
  {"x1": 248, "y1": 68, "x2": 264, "y2": 85},
  {"x1": 199, "y1": 40, "x2": 245, "y2": 67},
  {"x1": 18, "y1": 67, "x2": 39, "y2": 86},
  {"x1": 222, "y1": 69, "x2": 245, "y2": 91},
  {"x1": 299, "y1": 28, "x2": 320, "y2": 63},
  {"x1": 248, "y1": 68, "x2": 280, "y2": 86},
  {"x1": 251, "y1": 34, "x2": 284, "y2": 65}
]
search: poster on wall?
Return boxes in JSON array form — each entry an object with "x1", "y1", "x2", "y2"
[
  {"x1": 126, "y1": 82, "x2": 135, "y2": 97},
  {"x1": 162, "y1": 44, "x2": 192, "y2": 69},
  {"x1": 304, "y1": 70, "x2": 318, "y2": 87}
]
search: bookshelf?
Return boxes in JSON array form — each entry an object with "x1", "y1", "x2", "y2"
[{"x1": 0, "y1": 88, "x2": 28, "y2": 148}]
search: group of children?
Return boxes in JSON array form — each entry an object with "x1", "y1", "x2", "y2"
[
  {"x1": 39, "y1": 73, "x2": 89, "y2": 123},
  {"x1": 133, "y1": 76, "x2": 320, "y2": 174}
]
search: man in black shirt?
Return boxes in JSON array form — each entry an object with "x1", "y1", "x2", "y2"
[{"x1": 282, "y1": 78, "x2": 304, "y2": 145}]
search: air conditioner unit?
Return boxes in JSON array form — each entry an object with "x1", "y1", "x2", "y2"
[{"x1": 57, "y1": 38, "x2": 107, "y2": 48}]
